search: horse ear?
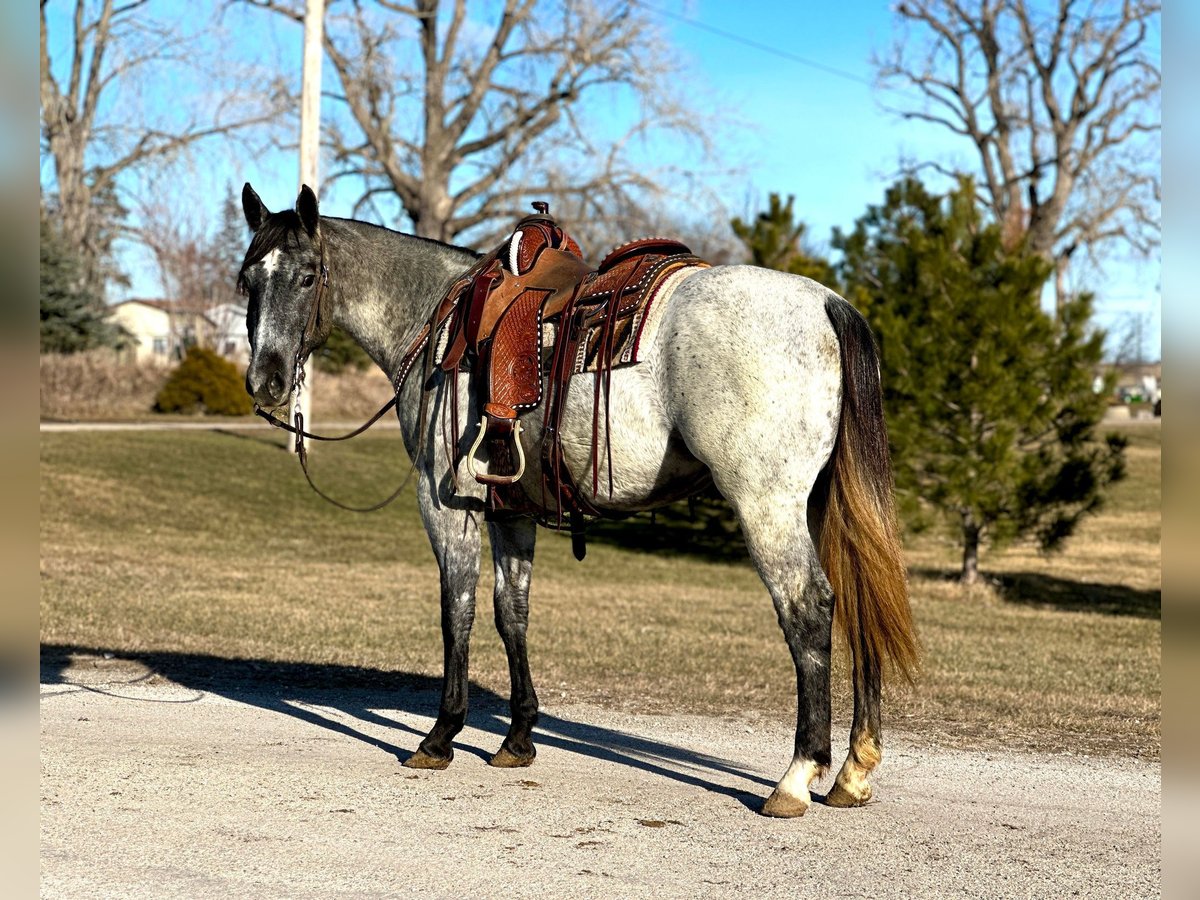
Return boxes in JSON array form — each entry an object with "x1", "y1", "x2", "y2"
[
  {"x1": 242, "y1": 183, "x2": 269, "y2": 231},
  {"x1": 296, "y1": 184, "x2": 320, "y2": 238}
]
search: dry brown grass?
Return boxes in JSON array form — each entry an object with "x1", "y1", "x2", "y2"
[
  {"x1": 894, "y1": 420, "x2": 1160, "y2": 758},
  {"x1": 40, "y1": 351, "x2": 170, "y2": 420},
  {"x1": 40, "y1": 352, "x2": 398, "y2": 422},
  {"x1": 308, "y1": 366, "x2": 396, "y2": 420},
  {"x1": 39, "y1": 421, "x2": 1159, "y2": 760}
]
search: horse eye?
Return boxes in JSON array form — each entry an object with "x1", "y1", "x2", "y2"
[{"x1": 301, "y1": 273, "x2": 316, "y2": 288}]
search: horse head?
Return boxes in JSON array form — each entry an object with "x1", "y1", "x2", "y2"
[{"x1": 238, "y1": 182, "x2": 329, "y2": 409}]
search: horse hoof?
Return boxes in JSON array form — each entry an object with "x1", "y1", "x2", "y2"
[
  {"x1": 825, "y1": 779, "x2": 872, "y2": 807},
  {"x1": 760, "y1": 789, "x2": 809, "y2": 818},
  {"x1": 489, "y1": 748, "x2": 535, "y2": 768},
  {"x1": 402, "y1": 749, "x2": 452, "y2": 770}
]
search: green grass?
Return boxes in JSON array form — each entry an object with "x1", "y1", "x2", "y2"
[{"x1": 40, "y1": 421, "x2": 1160, "y2": 759}]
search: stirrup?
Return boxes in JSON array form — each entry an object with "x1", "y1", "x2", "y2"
[{"x1": 465, "y1": 416, "x2": 526, "y2": 485}]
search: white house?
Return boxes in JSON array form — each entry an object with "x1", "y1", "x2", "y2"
[
  {"x1": 110, "y1": 300, "x2": 175, "y2": 364},
  {"x1": 205, "y1": 302, "x2": 251, "y2": 364},
  {"x1": 109, "y1": 298, "x2": 250, "y2": 365}
]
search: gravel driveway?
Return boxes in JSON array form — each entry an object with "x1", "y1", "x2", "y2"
[{"x1": 40, "y1": 651, "x2": 1160, "y2": 898}]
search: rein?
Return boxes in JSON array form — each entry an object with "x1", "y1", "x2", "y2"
[{"x1": 253, "y1": 238, "x2": 440, "y2": 513}]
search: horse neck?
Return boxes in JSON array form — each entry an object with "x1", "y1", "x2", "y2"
[{"x1": 320, "y1": 217, "x2": 475, "y2": 374}]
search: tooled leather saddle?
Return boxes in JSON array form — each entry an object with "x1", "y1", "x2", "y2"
[{"x1": 420, "y1": 203, "x2": 708, "y2": 557}]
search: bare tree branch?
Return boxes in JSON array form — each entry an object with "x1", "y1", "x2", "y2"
[
  {"x1": 239, "y1": 0, "x2": 715, "y2": 244},
  {"x1": 41, "y1": 0, "x2": 289, "y2": 297},
  {"x1": 879, "y1": 0, "x2": 1160, "y2": 312}
]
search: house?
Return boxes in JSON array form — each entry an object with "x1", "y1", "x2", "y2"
[
  {"x1": 204, "y1": 302, "x2": 251, "y2": 364},
  {"x1": 110, "y1": 298, "x2": 250, "y2": 365},
  {"x1": 1096, "y1": 361, "x2": 1161, "y2": 417}
]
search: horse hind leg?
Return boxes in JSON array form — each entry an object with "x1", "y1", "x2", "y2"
[
  {"x1": 735, "y1": 496, "x2": 835, "y2": 818},
  {"x1": 825, "y1": 669, "x2": 882, "y2": 807},
  {"x1": 486, "y1": 517, "x2": 540, "y2": 768},
  {"x1": 825, "y1": 588, "x2": 883, "y2": 807}
]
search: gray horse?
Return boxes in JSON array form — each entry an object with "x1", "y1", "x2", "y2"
[{"x1": 238, "y1": 184, "x2": 919, "y2": 818}]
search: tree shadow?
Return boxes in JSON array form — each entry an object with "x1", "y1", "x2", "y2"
[
  {"x1": 581, "y1": 499, "x2": 751, "y2": 564},
  {"x1": 992, "y1": 570, "x2": 1161, "y2": 619},
  {"x1": 40, "y1": 643, "x2": 772, "y2": 810},
  {"x1": 911, "y1": 566, "x2": 1161, "y2": 620}
]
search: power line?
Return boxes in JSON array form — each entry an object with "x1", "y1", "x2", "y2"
[{"x1": 630, "y1": 0, "x2": 876, "y2": 88}]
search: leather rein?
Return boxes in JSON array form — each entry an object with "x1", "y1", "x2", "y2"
[{"x1": 252, "y1": 238, "x2": 440, "y2": 512}]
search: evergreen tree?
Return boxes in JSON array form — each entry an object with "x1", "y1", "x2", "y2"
[
  {"x1": 89, "y1": 183, "x2": 131, "y2": 297},
  {"x1": 212, "y1": 189, "x2": 250, "y2": 299},
  {"x1": 834, "y1": 177, "x2": 1125, "y2": 584},
  {"x1": 732, "y1": 193, "x2": 837, "y2": 288},
  {"x1": 313, "y1": 327, "x2": 373, "y2": 374},
  {"x1": 40, "y1": 215, "x2": 125, "y2": 353}
]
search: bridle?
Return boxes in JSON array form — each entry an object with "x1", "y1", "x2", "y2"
[{"x1": 251, "y1": 235, "x2": 422, "y2": 512}]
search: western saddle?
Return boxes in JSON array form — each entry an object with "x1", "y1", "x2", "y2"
[{"x1": 411, "y1": 203, "x2": 707, "y2": 557}]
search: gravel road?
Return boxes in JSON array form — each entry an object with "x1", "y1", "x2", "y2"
[{"x1": 40, "y1": 652, "x2": 1160, "y2": 899}]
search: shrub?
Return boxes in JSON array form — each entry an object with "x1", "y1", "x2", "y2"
[{"x1": 155, "y1": 346, "x2": 252, "y2": 416}]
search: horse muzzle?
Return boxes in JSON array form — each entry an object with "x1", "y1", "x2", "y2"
[{"x1": 246, "y1": 359, "x2": 291, "y2": 409}]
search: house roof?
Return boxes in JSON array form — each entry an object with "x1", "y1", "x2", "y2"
[{"x1": 111, "y1": 298, "x2": 211, "y2": 314}]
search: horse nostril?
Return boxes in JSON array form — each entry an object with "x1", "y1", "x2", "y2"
[{"x1": 268, "y1": 372, "x2": 286, "y2": 402}]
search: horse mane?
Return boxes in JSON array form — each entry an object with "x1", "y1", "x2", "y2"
[
  {"x1": 327, "y1": 216, "x2": 482, "y2": 261},
  {"x1": 237, "y1": 212, "x2": 480, "y2": 295}
]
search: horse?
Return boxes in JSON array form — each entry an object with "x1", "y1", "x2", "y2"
[{"x1": 237, "y1": 183, "x2": 919, "y2": 818}]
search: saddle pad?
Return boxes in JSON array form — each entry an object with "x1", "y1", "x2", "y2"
[{"x1": 569, "y1": 262, "x2": 707, "y2": 374}]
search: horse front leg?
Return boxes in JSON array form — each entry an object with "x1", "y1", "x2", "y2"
[
  {"x1": 403, "y1": 492, "x2": 483, "y2": 770},
  {"x1": 485, "y1": 516, "x2": 539, "y2": 768}
]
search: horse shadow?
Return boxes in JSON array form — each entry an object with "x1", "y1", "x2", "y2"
[{"x1": 39, "y1": 643, "x2": 776, "y2": 810}]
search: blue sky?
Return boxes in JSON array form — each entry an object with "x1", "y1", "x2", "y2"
[{"x1": 41, "y1": 0, "x2": 1161, "y2": 359}]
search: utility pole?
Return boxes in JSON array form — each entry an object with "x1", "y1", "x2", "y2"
[{"x1": 291, "y1": 0, "x2": 324, "y2": 452}]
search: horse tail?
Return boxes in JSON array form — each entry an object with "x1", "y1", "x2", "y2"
[{"x1": 820, "y1": 295, "x2": 919, "y2": 685}]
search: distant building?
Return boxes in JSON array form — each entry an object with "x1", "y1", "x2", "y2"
[
  {"x1": 205, "y1": 302, "x2": 251, "y2": 364},
  {"x1": 110, "y1": 299, "x2": 250, "y2": 365},
  {"x1": 1097, "y1": 361, "x2": 1161, "y2": 413}
]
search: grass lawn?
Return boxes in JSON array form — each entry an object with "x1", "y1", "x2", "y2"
[{"x1": 40, "y1": 420, "x2": 1160, "y2": 759}]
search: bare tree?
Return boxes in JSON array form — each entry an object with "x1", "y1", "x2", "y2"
[
  {"x1": 240, "y1": 0, "x2": 713, "y2": 244},
  {"x1": 542, "y1": 178, "x2": 742, "y2": 265},
  {"x1": 1110, "y1": 310, "x2": 1149, "y2": 365},
  {"x1": 878, "y1": 0, "x2": 1160, "y2": 311},
  {"x1": 39, "y1": 0, "x2": 287, "y2": 296},
  {"x1": 136, "y1": 203, "x2": 224, "y2": 310},
  {"x1": 132, "y1": 199, "x2": 239, "y2": 352}
]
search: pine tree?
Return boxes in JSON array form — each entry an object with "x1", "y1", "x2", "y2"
[
  {"x1": 212, "y1": 189, "x2": 250, "y2": 300},
  {"x1": 40, "y1": 215, "x2": 125, "y2": 354},
  {"x1": 834, "y1": 177, "x2": 1125, "y2": 584},
  {"x1": 313, "y1": 328, "x2": 373, "y2": 374},
  {"x1": 732, "y1": 193, "x2": 837, "y2": 289}
]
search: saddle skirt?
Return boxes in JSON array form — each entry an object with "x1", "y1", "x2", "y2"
[{"x1": 416, "y1": 204, "x2": 709, "y2": 553}]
